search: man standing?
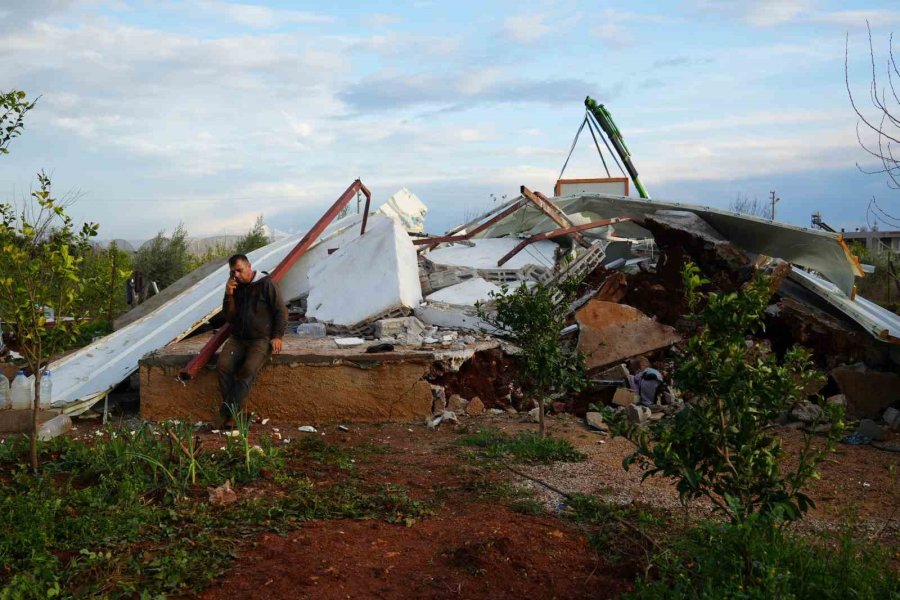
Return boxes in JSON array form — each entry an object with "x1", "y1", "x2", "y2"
[{"x1": 214, "y1": 253, "x2": 287, "y2": 427}]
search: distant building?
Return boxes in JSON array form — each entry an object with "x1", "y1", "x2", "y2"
[{"x1": 841, "y1": 229, "x2": 900, "y2": 253}]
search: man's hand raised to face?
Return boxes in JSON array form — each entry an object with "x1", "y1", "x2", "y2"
[{"x1": 226, "y1": 276, "x2": 238, "y2": 297}]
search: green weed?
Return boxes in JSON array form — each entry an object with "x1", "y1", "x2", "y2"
[{"x1": 458, "y1": 427, "x2": 586, "y2": 464}]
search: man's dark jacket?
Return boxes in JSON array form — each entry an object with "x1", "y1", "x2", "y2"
[{"x1": 222, "y1": 274, "x2": 288, "y2": 341}]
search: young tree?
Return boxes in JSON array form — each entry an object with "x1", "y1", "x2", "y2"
[
  {"x1": 623, "y1": 263, "x2": 844, "y2": 526},
  {"x1": 478, "y1": 279, "x2": 586, "y2": 437},
  {"x1": 133, "y1": 223, "x2": 191, "y2": 293},
  {"x1": 0, "y1": 90, "x2": 36, "y2": 154},
  {"x1": 79, "y1": 242, "x2": 133, "y2": 324},
  {"x1": 0, "y1": 172, "x2": 97, "y2": 470},
  {"x1": 233, "y1": 214, "x2": 271, "y2": 255}
]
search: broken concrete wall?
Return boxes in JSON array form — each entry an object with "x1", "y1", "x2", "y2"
[
  {"x1": 140, "y1": 357, "x2": 434, "y2": 423},
  {"x1": 305, "y1": 215, "x2": 422, "y2": 331}
]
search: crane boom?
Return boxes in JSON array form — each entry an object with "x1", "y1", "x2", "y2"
[{"x1": 584, "y1": 96, "x2": 650, "y2": 199}]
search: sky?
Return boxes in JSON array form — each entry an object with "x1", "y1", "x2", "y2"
[{"x1": 2, "y1": 0, "x2": 900, "y2": 241}]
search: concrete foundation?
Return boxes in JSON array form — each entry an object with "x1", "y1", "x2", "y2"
[{"x1": 139, "y1": 333, "x2": 493, "y2": 424}]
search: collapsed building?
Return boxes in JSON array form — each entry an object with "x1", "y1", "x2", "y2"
[{"x1": 26, "y1": 176, "x2": 900, "y2": 432}]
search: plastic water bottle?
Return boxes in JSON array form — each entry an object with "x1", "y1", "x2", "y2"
[
  {"x1": 39, "y1": 371, "x2": 52, "y2": 408},
  {"x1": 37, "y1": 415, "x2": 72, "y2": 441},
  {"x1": 10, "y1": 370, "x2": 33, "y2": 410},
  {"x1": 0, "y1": 374, "x2": 10, "y2": 410}
]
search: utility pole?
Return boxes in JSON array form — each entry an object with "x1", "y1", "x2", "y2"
[{"x1": 770, "y1": 190, "x2": 780, "y2": 220}]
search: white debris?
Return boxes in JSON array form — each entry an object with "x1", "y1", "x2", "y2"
[
  {"x1": 426, "y1": 278, "x2": 503, "y2": 305},
  {"x1": 377, "y1": 188, "x2": 428, "y2": 233},
  {"x1": 427, "y1": 238, "x2": 557, "y2": 271},
  {"x1": 334, "y1": 337, "x2": 366, "y2": 348},
  {"x1": 305, "y1": 215, "x2": 422, "y2": 329},
  {"x1": 298, "y1": 425, "x2": 317, "y2": 433}
]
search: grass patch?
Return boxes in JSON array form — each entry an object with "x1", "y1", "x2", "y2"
[
  {"x1": 509, "y1": 498, "x2": 546, "y2": 516},
  {"x1": 0, "y1": 425, "x2": 432, "y2": 597},
  {"x1": 458, "y1": 427, "x2": 586, "y2": 464},
  {"x1": 629, "y1": 520, "x2": 900, "y2": 600}
]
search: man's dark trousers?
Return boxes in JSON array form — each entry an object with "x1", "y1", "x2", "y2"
[{"x1": 216, "y1": 337, "x2": 270, "y2": 419}]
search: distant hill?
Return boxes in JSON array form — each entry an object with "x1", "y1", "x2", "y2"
[{"x1": 96, "y1": 226, "x2": 288, "y2": 257}]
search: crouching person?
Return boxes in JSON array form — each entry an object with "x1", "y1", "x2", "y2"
[{"x1": 214, "y1": 253, "x2": 287, "y2": 428}]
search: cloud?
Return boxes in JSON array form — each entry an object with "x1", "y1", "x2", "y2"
[
  {"x1": 690, "y1": 0, "x2": 816, "y2": 27},
  {"x1": 0, "y1": 0, "x2": 75, "y2": 33},
  {"x1": 808, "y1": 10, "x2": 900, "y2": 27},
  {"x1": 363, "y1": 13, "x2": 403, "y2": 28},
  {"x1": 502, "y1": 13, "x2": 581, "y2": 44},
  {"x1": 339, "y1": 70, "x2": 608, "y2": 112},
  {"x1": 502, "y1": 14, "x2": 554, "y2": 43},
  {"x1": 590, "y1": 23, "x2": 633, "y2": 46},
  {"x1": 651, "y1": 56, "x2": 714, "y2": 69},
  {"x1": 198, "y1": 1, "x2": 333, "y2": 29}
]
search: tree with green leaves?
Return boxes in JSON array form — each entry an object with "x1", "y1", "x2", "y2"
[
  {"x1": 0, "y1": 172, "x2": 98, "y2": 470},
  {"x1": 623, "y1": 263, "x2": 844, "y2": 528},
  {"x1": 233, "y1": 214, "x2": 271, "y2": 255},
  {"x1": 478, "y1": 279, "x2": 586, "y2": 437},
  {"x1": 80, "y1": 241, "x2": 133, "y2": 324},
  {"x1": 133, "y1": 223, "x2": 191, "y2": 293},
  {"x1": 0, "y1": 90, "x2": 36, "y2": 154}
]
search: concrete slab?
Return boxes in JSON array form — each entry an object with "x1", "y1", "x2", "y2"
[
  {"x1": 306, "y1": 215, "x2": 422, "y2": 329},
  {"x1": 576, "y1": 300, "x2": 680, "y2": 371}
]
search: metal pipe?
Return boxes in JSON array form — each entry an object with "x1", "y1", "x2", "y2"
[
  {"x1": 412, "y1": 197, "x2": 530, "y2": 247},
  {"x1": 179, "y1": 179, "x2": 369, "y2": 380},
  {"x1": 496, "y1": 218, "x2": 631, "y2": 267}
]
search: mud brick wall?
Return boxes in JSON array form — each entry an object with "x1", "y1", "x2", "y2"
[{"x1": 139, "y1": 356, "x2": 434, "y2": 424}]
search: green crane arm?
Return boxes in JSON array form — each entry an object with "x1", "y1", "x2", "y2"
[{"x1": 584, "y1": 96, "x2": 650, "y2": 199}]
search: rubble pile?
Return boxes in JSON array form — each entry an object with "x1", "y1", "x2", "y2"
[{"x1": 25, "y1": 182, "x2": 898, "y2": 441}]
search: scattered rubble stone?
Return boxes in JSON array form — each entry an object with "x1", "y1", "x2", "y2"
[
  {"x1": 430, "y1": 385, "x2": 447, "y2": 413},
  {"x1": 856, "y1": 419, "x2": 888, "y2": 441},
  {"x1": 883, "y1": 407, "x2": 900, "y2": 430},
  {"x1": 626, "y1": 404, "x2": 651, "y2": 425},
  {"x1": 528, "y1": 407, "x2": 540, "y2": 423},
  {"x1": 830, "y1": 363, "x2": 900, "y2": 418},
  {"x1": 585, "y1": 412, "x2": 607, "y2": 432},
  {"x1": 790, "y1": 401, "x2": 824, "y2": 424},
  {"x1": 440, "y1": 410, "x2": 459, "y2": 424},
  {"x1": 208, "y1": 480, "x2": 237, "y2": 505},
  {"x1": 374, "y1": 316, "x2": 425, "y2": 339},
  {"x1": 611, "y1": 388, "x2": 637, "y2": 407},
  {"x1": 489, "y1": 408, "x2": 505, "y2": 415},
  {"x1": 596, "y1": 363, "x2": 629, "y2": 381},
  {"x1": 447, "y1": 394, "x2": 468, "y2": 413},
  {"x1": 466, "y1": 397, "x2": 485, "y2": 416},
  {"x1": 826, "y1": 394, "x2": 847, "y2": 408}
]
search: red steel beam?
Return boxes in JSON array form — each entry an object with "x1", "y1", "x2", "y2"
[
  {"x1": 496, "y1": 217, "x2": 632, "y2": 267},
  {"x1": 412, "y1": 196, "x2": 530, "y2": 248},
  {"x1": 521, "y1": 186, "x2": 591, "y2": 249},
  {"x1": 179, "y1": 179, "x2": 371, "y2": 380}
]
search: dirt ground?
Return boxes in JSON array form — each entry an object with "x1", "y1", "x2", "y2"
[
  {"x1": 113, "y1": 410, "x2": 896, "y2": 600},
  {"x1": 54, "y1": 410, "x2": 898, "y2": 599}
]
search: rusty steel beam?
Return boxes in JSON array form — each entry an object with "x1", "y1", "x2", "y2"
[
  {"x1": 179, "y1": 179, "x2": 371, "y2": 381},
  {"x1": 521, "y1": 186, "x2": 591, "y2": 249},
  {"x1": 413, "y1": 196, "x2": 530, "y2": 248},
  {"x1": 496, "y1": 217, "x2": 632, "y2": 267}
]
